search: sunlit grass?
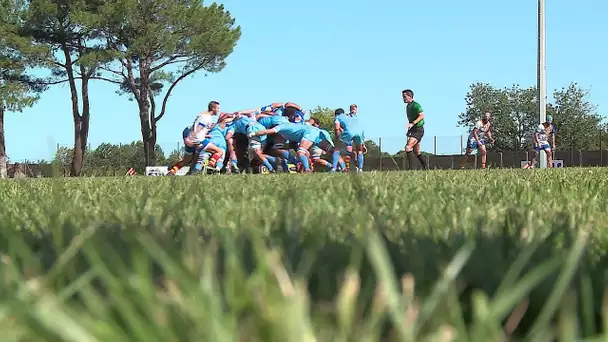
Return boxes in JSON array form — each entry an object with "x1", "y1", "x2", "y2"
[{"x1": 0, "y1": 168, "x2": 607, "y2": 341}]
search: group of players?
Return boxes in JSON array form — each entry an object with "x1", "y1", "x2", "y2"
[
  {"x1": 166, "y1": 101, "x2": 368, "y2": 175},
  {"x1": 460, "y1": 112, "x2": 557, "y2": 169},
  {"x1": 164, "y1": 88, "x2": 556, "y2": 174}
]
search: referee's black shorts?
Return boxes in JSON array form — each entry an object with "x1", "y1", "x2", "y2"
[{"x1": 407, "y1": 125, "x2": 424, "y2": 142}]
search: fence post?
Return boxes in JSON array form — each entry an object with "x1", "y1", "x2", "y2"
[
  {"x1": 433, "y1": 135, "x2": 437, "y2": 155},
  {"x1": 378, "y1": 137, "x2": 383, "y2": 171},
  {"x1": 579, "y1": 150, "x2": 582, "y2": 167},
  {"x1": 499, "y1": 152, "x2": 503, "y2": 168},
  {"x1": 474, "y1": 154, "x2": 477, "y2": 169},
  {"x1": 460, "y1": 135, "x2": 464, "y2": 155}
]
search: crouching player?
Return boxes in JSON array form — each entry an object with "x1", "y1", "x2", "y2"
[
  {"x1": 249, "y1": 122, "x2": 340, "y2": 172},
  {"x1": 334, "y1": 108, "x2": 366, "y2": 172},
  {"x1": 192, "y1": 113, "x2": 234, "y2": 174},
  {"x1": 460, "y1": 112, "x2": 494, "y2": 169},
  {"x1": 227, "y1": 111, "x2": 278, "y2": 173},
  {"x1": 529, "y1": 118, "x2": 555, "y2": 168}
]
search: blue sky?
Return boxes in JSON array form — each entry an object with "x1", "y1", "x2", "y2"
[{"x1": 5, "y1": 0, "x2": 607, "y2": 162}]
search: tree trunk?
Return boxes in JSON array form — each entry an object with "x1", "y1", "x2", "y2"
[
  {"x1": 61, "y1": 46, "x2": 86, "y2": 177},
  {"x1": 70, "y1": 72, "x2": 91, "y2": 176},
  {"x1": 139, "y1": 105, "x2": 157, "y2": 166},
  {"x1": 138, "y1": 59, "x2": 156, "y2": 166},
  {"x1": 0, "y1": 105, "x2": 7, "y2": 179}
]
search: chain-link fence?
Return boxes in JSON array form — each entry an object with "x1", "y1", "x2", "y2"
[{"x1": 5, "y1": 135, "x2": 608, "y2": 177}]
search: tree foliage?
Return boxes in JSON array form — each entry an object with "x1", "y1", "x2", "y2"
[
  {"x1": 94, "y1": 0, "x2": 241, "y2": 166},
  {"x1": 308, "y1": 106, "x2": 335, "y2": 136},
  {"x1": 0, "y1": 0, "x2": 47, "y2": 178},
  {"x1": 22, "y1": 0, "x2": 109, "y2": 176}
]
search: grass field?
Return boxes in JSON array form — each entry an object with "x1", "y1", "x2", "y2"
[{"x1": 1, "y1": 169, "x2": 608, "y2": 341}]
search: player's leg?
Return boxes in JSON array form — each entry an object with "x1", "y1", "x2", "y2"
[
  {"x1": 529, "y1": 147, "x2": 540, "y2": 168},
  {"x1": 478, "y1": 141, "x2": 487, "y2": 169},
  {"x1": 352, "y1": 134, "x2": 365, "y2": 171},
  {"x1": 248, "y1": 135, "x2": 276, "y2": 172},
  {"x1": 544, "y1": 145, "x2": 553, "y2": 168},
  {"x1": 309, "y1": 145, "x2": 332, "y2": 171},
  {"x1": 460, "y1": 140, "x2": 476, "y2": 169},
  {"x1": 296, "y1": 139, "x2": 314, "y2": 172},
  {"x1": 167, "y1": 149, "x2": 194, "y2": 175}
]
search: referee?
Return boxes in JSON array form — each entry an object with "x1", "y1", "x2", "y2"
[{"x1": 402, "y1": 89, "x2": 428, "y2": 170}]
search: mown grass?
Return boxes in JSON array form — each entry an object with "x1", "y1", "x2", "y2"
[{"x1": 0, "y1": 169, "x2": 608, "y2": 341}]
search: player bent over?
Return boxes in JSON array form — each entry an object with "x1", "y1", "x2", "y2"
[
  {"x1": 402, "y1": 89, "x2": 428, "y2": 170},
  {"x1": 249, "y1": 123, "x2": 341, "y2": 172},
  {"x1": 227, "y1": 111, "x2": 278, "y2": 173},
  {"x1": 334, "y1": 108, "x2": 366, "y2": 172},
  {"x1": 192, "y1": 113, "x2": 234, "y2": 174},
  {"x1": 460, "y1": 112, "x2": 494, "y2": 169},
  {"x1": 528, "y1": 120, "x2": 554, "y2": 169}
]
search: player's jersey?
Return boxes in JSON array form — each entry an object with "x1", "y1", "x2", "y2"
[
  {"x1": 232, "y1": 115, "x2": 264, "y2": 135},
  {"x1": 274, "y1": 123, "x2": 312, "y2": 142},
  {"x1": 190, "y1": 113, "x2": 215, "y2": 139},
  {"x1": 208, "y1": 125, "x2": 231, "y2": 149},
  {"x1": 468, "y1": 120, "x2": 491, "y2": 141},
  {"x1": 335, "y1": 113, "x2": 363, "y2": 134},
  {"x1": 406, "y1": 101, "x2": 424, "y2": 127},
  {"x1": 258, "y1": 114, "x2": 289, "y2": 128},
  {"x1": 536, "y1": 124, "x2": 549, "y2": 144},
  {"x1": 185, "y1": 113, "x2": 215, "y2": 146}
]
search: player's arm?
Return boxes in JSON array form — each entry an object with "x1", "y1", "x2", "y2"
[
  {"x1": 412, "y1": 110, "x2": 424, "y2": 126},
  {"x1": 249, "y1": 128, "x2": 278, "y2": 137},
  {"x1": 284, "y1": 102, "x2": 302, "y2": 110},
  {"x1": 334, "y1": 118, "x2": 343, "y2": 137},
  {"x1": 486, "y1": 128, "x2": 494, "y2": 143}
]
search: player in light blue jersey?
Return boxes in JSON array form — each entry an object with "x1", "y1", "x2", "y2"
[
  {"x1": 334, "y1": 108, "x2": 366, "y2": 172},
  {"x1": 249, "y1": 122, "x2": 341, "y2": 172},
  {"x1": 226, "y1": 111, "x2": 278, "y2": 173}
]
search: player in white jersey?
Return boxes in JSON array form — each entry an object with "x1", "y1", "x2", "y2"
[
  {"x1": 528, "y1": 115, "x2": 556, "y2": 168},
  {"x1": 460, "y1": 112, "x2": 494, "y2": 169},
  {"x1": 167, "y1": 101, "x2": 220, "y2": 175},
  {"x1": 184, "y1": 101, "x2": 221, "y2": 149}
]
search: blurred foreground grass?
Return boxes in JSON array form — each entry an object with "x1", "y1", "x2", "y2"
[{"x1": 0, "y1": 169, "x2": 607, "y2": 341}]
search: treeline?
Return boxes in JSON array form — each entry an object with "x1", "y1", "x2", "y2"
[{"x1": 0, "y1": 0, "x2": 241, "y2": 177}]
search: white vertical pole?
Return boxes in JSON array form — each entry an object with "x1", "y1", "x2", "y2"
[{"x1": 538, "y1": 0, "x2": 548, "y2": 168}]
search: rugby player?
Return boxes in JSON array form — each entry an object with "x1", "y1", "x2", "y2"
[
  {"x1": 335, "y1": 108, "x2": 365, "y2": 172},
  {"x1": 402, "y1": 89, "x2": 428, "y2": 170},
  {"x1": 460, "y1": 112, "x2": 494, "y2": 169}
]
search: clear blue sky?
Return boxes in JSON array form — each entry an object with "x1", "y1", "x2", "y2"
[{"x1": 5, "y1": 0, "x2": 607, "y2": 162}]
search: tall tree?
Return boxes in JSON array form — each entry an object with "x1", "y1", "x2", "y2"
[
  {"x1": 97, "y1": 0, "x2": 241, "y2": 166},
  {"x1": 549, "y1": 83, "x2": 603, "y2": 150},
  {"x1": 22, "y1": 0, "x2": 107, "y2": 176},
  {"x1": 0, "y1": 0, "x2": 47, "y2": 178}
]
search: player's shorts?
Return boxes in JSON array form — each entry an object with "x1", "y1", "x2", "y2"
[
  {"x1": 309, "y1": 146, "x2": 323, "y2": 159},
  {"x1": 467, "y1": 138, "x2": 485, "y2": 150},
  {"x1": 341, "y1": 132, "x2": 364, "y2": 147},
  {"x1": 534, "y1": 143, "x2": 551, "y2": 151},
  {"x1": 406, "y1": 125, "x2": 424, "y2": 142},
  {"x1": 182, "y1": 127, "x2": 197, "y2": 155}
]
